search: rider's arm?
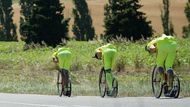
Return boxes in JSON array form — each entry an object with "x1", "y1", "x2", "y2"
[
  {"x1": 52, "y1": 52, "x2": 58, "y2": 63},
  {"x1": 147, "y1": 38, "x2": 159, "y2": 48},
  {"x1": 95, "y1": 46, "x2": 103, "y2": 54},
  {"x1": 146, "y1": 38, "x2": 160, "y2": 53}
]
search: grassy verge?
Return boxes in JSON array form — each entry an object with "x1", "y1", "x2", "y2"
[
  {"x1": 13, "y1": 0, "x2": 19, "y2": 4},
  {"x1": 0, "y1": 39, "x2": 190, "y2": 97},
  {"x1": 1, "y1": 71, "x2": 189, "y2": 97}
]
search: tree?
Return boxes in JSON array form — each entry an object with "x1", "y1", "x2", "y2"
[
  {"x1": 183, "y1": 0, "x2": 190, "y2": 38},
  {"x1": 20, "y1": 0, "x2": 69, "y2": 47},
  {"x1": 0, "y1": 0, "x2": 17, "y2": 41},
  {"x1": 104, "y1": 0, "x2": 153, "y2": 41},
  {"x1": 19, "y1": 0, "x2": 33, "y2": 38},
  {"x1": 72, "y1": 0, "x2": 95, "y2": 41},
  {"x1": 161, "y1": 0, "x2": 175, "y2": 35},
  {"x1": 0, "y1": 24, "x2": 3, "y2": 37}
]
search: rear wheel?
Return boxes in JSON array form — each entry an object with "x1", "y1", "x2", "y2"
[
  {"x1": 66, "y1": 79, "x2": 72, "y2": 97},
  {"x1": 152, "y1": 66, "x2": 163, "y2": 98},
  {"x1": 99, "y1": 69, "x2": 106, "y2": 97},
  {"x1": 112, "y1": 78, "x2": 118, "y2": 98},
  {"x1": 57, "y1": 71, "x2": 63, "y2": 97},
  {"x1": 172, "y1": 75, "x2": 180, "y2": 98}
]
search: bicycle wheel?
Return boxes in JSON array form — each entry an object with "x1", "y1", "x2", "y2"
[
  {"x1": 57, "y1": 71, "x2": 63, "y2": 97},
  {"x1": 152, "y1": 66, "x2": 162, "y2": 98},
  {"x1": 99, "y1": 69, "x2": 106, "y2": 97},
  {"x1": 112, "y1": 78, "x2": 118, "y2": 98},
  {"x1": 66, "y1": 79, "x2": 72, "y2": 97},
  {"x1": 172, "y1": 75, "x2": 180, "y2": 98}
]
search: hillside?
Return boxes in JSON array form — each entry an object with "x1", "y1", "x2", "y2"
[{"x1": 12, "y1": 0, "x2": 188, "y2": 39}]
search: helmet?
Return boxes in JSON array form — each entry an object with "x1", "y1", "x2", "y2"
[
  {"x1": 92, "y1": 52, "x2": 98, "y2": 59},
  {"x1": 92, "y1": 50, "x2": 102, "y2": 59},
  {"x1": 161, "y1": 34, "x2": 167, "y2": 37}
]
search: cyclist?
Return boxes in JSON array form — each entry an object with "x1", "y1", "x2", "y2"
[
  {"x1": 93, "y1": 43, "x2": 117, "y2": 96},
  {"x1": 145, "y1": 34, "x2": 177, "y2": 97},
  {"x1": 52, "y1": 47, "x2": 72, "y2": 96}
]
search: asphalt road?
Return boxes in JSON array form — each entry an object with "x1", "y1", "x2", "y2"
[{"x1": 0, "y1": 93, "x2": 189, "y2": 107}]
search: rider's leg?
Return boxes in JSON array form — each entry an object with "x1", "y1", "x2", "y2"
[
  {"x1": 63, "y1": 69, "x2": 69, "y2": 87},
  {"x1": 105, "y1": 69, "x2": 113, "y2": 92},
  {"x1": 158, "y1": 67, "x2": 165, "y2": 83},
  {"x1": 60, "y1": 69, "x2": 65, "y2": 92},
  {"x1": 165, "y1": 50, "x2": 176, "y2": 91},
  {"x1": 166, "y1": 69, "x2": 174, "y2": 91},
  {"x1": 156, "y1": 49, "x2": 167, "y2": 83},
  {"x1": 63, "y1": 69, "x2": 70, "y2": 96},
  {"x1": 103, "y1": 49, "x2": 117, "y2": 91},
  {"x1": 60, "y1": 69, "x2": 70, "y2": 96}
]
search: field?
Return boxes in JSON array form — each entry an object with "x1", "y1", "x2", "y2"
[
  {"x1": 12, "y1": 0, "x2": 188, "y2": 39},
  {"x1": 0, "y1": 39, "x2": 190, "y2": 96},
  {"x1": 2, "y1": 0, "x2": 190, "y2": 97}
]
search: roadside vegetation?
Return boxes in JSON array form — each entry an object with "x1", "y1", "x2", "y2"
[{"x1": 0, "y1": 38, "x2": 190, "y2": 97}]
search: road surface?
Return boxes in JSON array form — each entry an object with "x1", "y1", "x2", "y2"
[{"x1": 0, "y1": 93, "x2": 189, "y2": 107}]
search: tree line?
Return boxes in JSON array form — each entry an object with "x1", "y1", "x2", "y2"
[
  {"x1": 0, "y1": 0, "x2": 17, "y2": 41},
  {"x1": 0, "y1": 0, "x2": 190, "y2": 47}
]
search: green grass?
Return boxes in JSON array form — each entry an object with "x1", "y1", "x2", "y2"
[
  {"x1": 13, "y1": 0, "x2": 19, "y2": 4},
  {"x1": 0, "y1": 38, "x2": 190, "y2": 97}
]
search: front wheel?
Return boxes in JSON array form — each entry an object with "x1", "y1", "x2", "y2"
[
  {"x1": 99, "y1": 69, "x2": 106, "y2": 97},
  {"x1": 57, "y1": 71, "x2": 63, "y2": 97},
  {"x1": 152, "y1": 66, "x2": 163, "y2": 98},
  {"x1": 66, "y1": 79, "x2": 72, "y2": 97},
  {"x1": 172, "y1": 75, "x2": 180, "y2": 98},
  {"x1": 112, "y1": 78, "x2": 118, "y2": 98}
]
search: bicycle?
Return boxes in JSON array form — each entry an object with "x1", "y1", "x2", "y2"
[
  {"x1": 151, "y1": 65, "x2": 180, "y2": 98},
  {"x1": 57, "y1": 70, "x2": 72, "y2": 97},
  {"x1": 99, "y1": 67, "x2": 118, "y2": 98}
]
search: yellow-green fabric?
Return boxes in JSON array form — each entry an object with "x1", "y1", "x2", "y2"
[
  {"x1": 103, "y1": 48, "x2": 117, "y2": 70},
  {"x1": 96, "y1": 44, "x2": 117, "y2": 70},
  {"x1": 147, "y1": 35, "x2": 177, "y2": 70},
  {"x1": 105, "y1": 69, "x2": 113, "y2": 91},
  {"x1": 52, "y1": 48, "x2": 72, "y2": 71}
]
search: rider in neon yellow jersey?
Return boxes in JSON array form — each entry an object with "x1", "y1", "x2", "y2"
[
  {"x1": 94, "y1": 43, "x2": 117, "y2": 95},
  {"x1": 145, "y1": 34, "x2": 177, "y2": 96},
  {"x1": 52, "y1": 47, "x2": 72, "y2": 94}
]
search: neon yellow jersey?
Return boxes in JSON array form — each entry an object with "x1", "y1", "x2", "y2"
[
  {"x1": 96, "y1": 43, "x2": 117, "y2": 70},
  {"x1": 52, "y1": 48, "x2": 70, "y2": 58},
  {"x1": 147, "y1": 34, "x2": 177, "y2": 49},
  {"x1": 96, "y1": 43, "x2": 116, "y2": 53},
  {"x1": 52, "y1": 47, "x2": 72, "y2": 70}
]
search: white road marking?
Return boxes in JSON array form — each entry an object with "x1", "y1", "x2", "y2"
[
  {"x1": 72, "y1": 105, "x2": 94, "y2": 107},
  {"x1": 0, "y1": 101, "x2": 94, "y2": 107},
  {"x1": 0, "y1": 101, "x2": 65, "y2": 107}
]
